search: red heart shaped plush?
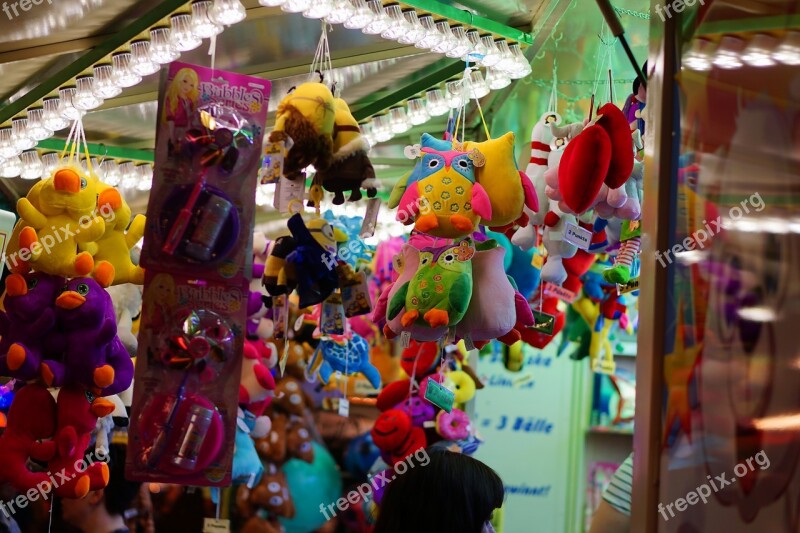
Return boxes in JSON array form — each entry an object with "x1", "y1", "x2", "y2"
[
  {"x1": 558, "y1": 125, "x2": 612, "y2": 214},
  {"x1": 389, "y1": 426, "x2": 427, "y2": 465},
  {"x1": 376, "y1": 380, "x2": 411, "y2": 412},
  {"x1": 400, "y1": 341, "x2": 440, "y2": 377},
  {"x1": 371, "y1": 409, "x2": 412, "y2": 451},
  {"x1": 597, "y1": 103, "x2": 634, "y2": 189}
]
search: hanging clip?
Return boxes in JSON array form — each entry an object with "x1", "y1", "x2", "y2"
[
  {"x1": 467, "y1": 148, "x2": 485, "y2": 167},
  {"x1": 404, "y1": 144, "x2": 422, "y2": 159}
]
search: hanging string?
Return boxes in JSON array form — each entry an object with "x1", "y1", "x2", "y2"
[
  {"x1": 209, "y1": 34, "x2": 217, "y2": 73},
  {"x1": 216, "y1": 498, "x2": 221, "y2": 521},
  {"x1": 48, "y1": 500, "x2": 53, "y2": 532},
  {"x1": 60, "y1": 119, "x2": 80, "y2": 161},
  {"x1": 310, "y1": 21, "x2": 333, "y2": 83},
  {"x1": 78, "y1": 119, "x2": 93, "y2": 174}
]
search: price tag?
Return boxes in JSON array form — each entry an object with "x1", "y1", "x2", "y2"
[
  {"x1": 338, "y1": 398, "x2": 350, "y2": 417},
  {"x1": 360, "y1": 198, "x2": 381, "y2": 238},
  {"x1": 617, "y1": 278, "x2": 640, "y2": 294},
  {"x1": 400, "y1": 331, "x2": 411, "y2": 348},
  {"x1": 424, "y1": 379, "x2": 455, "y2": 413},
  {"x1": 274, "y1": 174, "x2": 305, "y2": 214},
  {"x1": 279, "y1": 341, "x2": 290, "y2": 377},
  {"x1": 562, "y1": 222, "x2": 592, "y2": 250},
  {"x1": 342, "y1": 271, "x2": 373, "y2": 318},
  {"x1": 272, "y1": 295, "x2": 289, "y2": 340},
  {"x1": 463, "y1": 335, "x2": 475, "y2": 352},
  {"x1": 320, "y1": 294, "x2": 345, "y2": 335},
  {"x1": 543, "y1": 282, "x2": 577, "y2": 303},
  {"x1": 531, "y1": 253, "x2": 544, "y2": 269},
  {"x1": 530, "y1": 310, "x2": 556, "y2": 335},
  {"x1": 203, "y1": 518, "x2": 231, "y2": 533},
  {"x1": 259, "y1": 141, "x2": 285, "y2": 184}
]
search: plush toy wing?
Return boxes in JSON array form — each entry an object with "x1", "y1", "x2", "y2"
[
  {"x1": 388, "y1": 170, "x2": 411, "y2": 209},
  {"x1": 387, "y1": 282, "x2": 410, "y2": 320},
  {"x1": 470, "y1": 183, "x2": 493, "y2": 221},
  {"x1": 520, "y1": 171, "x2": 539, "y2": 212},
  {"x1": 396, "y1": 184, "x2": 421, "y2": 225},
  {"x1": 449, "y1": 275, "x2": 471, "y2": 316}
]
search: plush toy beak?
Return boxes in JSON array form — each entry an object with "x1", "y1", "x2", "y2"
[
  {"x1": 53, "y1": 168, "x2": 81, "y2": 193},
  {"x1": 91, "y1": 397, "x2": 116, "y2": 418},
  {"x1": 56, "y1": 291, "x2": 86, "y2": 309},
  {"x1": 5, "y1": 274, "x2": 27, "y2": 297}
]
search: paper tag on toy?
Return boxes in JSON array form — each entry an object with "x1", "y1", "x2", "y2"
[
  {"x1": 274, "y1": 175, "x2": 305, "y2": 214},
  {"x1": 617, "y1": 278, "x2": 640, "y2": 295},
  {"x1": 360, "y1": 198, "x2": 381, "y2": 238},
  {"x1": 424, "y1": 379, "x2": 455, "y2": 413},
  {"x1": 591, "y1": 356, "x2": 616, "y2": 375},
  {"x1": 423, "y1": 420, "x2": 436, "y2": 428},
  {"x1": 272, "y1": 295, "x2": 289, "y2": 340},
  {"x1": 445, "y1": 327, "x2": 456, "y2": 345},
  {"x1": 543, "y1": 282, "x2": 577, "y2": 303},
  {"x1": 338, "y1": 398, "x2": 350, "y2": 417},
  {"x1": 400, "y1": 331, "x2": 411, "y2": 348},
  {"x1": 404, "y1": 144, "x2": 422, "y2": 159},
  {"x1": 342, "y1": 271, "x2": 372, "y2": 318},
  {"x1": 320, "y1": 294, "x2": 345, "y2": 335},
  {"x1": 463, "y1": 335, "x2": 475, "y2": 352},
  {"x1": 563, "y1": 222, "x2": 592, "y2": 250},
  {"x1": 259, "y1": 141, "x2": 285, "y2": 184},
  {"x1": 279, "y1": 341, "x2": 290, "y2": 377},
  {"x1": 531, "y1": 253, "x2": 544, "y2": 269},
  {"x1": 203, "y1": 518, "x2": 231, "y2": 533},
  {"x1": 530, "y1": 310, "x2": 556, "y2": 335}
]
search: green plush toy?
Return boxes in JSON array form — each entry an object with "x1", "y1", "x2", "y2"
[{"x1": 387, "y1": 238, "x2": 474, "y2": 329}]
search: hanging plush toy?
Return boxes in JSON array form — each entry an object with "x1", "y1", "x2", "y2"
[
  {"x1": 317, "y1": 98, "x2": 379, "y2": 204},
  {"x1": 41, "y1": 265, "x2": 134, "y2": 396},
  {"x1": 286, "y1": 418, "x2": 315, "y2": 463},
  {"x1": 395, "y1": 134, "x2": 491, "y2": 238},
  {"x1": 370, "y1": 408, "x2": 427, "y2": 466},
  {"x1": 0, "y1": 272, "x2": 63, "y2": 380},
  {"x1": 388, "y1": 239, "x2": 474, "y2": 329},
  {"x1": 311, "y1": 332, "x2": 381, "y2": 390},
  {"x1": 12, "y1": 166, "x2": 106, "y2": 277},
  {"x1": 461, "y1": 132, "x2": 538, "y2": 232},
  {"x1": 268, "y1": 81, "x2": 336, "y2": 181},
  {"x1": 80, "y1": 184, "x2": 146, "y2": 285},
  {"x1": 0, "y1": 384, "x2": 57, "y2": 494},
  {"x1": 106, "y1": 283, "x2": 143, "y2": 357},
  {"x1": 233, "y1": 408, "x2": 267, "y2": 489},
  {"x1": 239, "y1": 339, "x2": 276, "y2": 410},
  {"x1": 49, "y1": 385, "x2": 115, "y2": 498}
]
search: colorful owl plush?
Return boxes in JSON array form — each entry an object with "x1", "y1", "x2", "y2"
[
  {"x1": 395, "y1": 134, "x2": 491, "y2": 239},
  {"x1": 387, "y1": 239, "x2": 474, "y2": 329}
]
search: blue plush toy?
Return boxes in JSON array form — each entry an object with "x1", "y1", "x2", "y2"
[
  {"x1": 310, "y1": 332, "x2": 381, "y2": 389},
  {"x1": 232, "y1": 408, "x2": 265, "y2": 489}
]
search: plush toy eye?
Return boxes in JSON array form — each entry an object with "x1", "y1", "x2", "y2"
[
  {"x1": 77, "y1": 283, "x2": 90, "y2": 296},
  {"x1": 80, "y1": 178, "x2": 87, "y2": 190},
  {"x1": 84, "y1": 389, "x2": 95, "y2": 403},
  {"x1": 442, "y1": 253, "x2": 455, "y2": 264},
  {"x1": 427, "y1": 158, "x2": 440, "y2": 170},
  {"x1": 269, "y1": 496, "x2": 282, "y2": 506},
  {"x1": 27, "y1": 278, "x2": 38, "y2": 290},
  {"x1": 322, "y1": 225, "x2": 334, "y2": 240},
  {"x1": 457, "y1": 159, "x2": 469, "y2": 169}
]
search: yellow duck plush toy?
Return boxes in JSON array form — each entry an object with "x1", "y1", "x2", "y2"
[
  {"x1": 79, "y1": 183, "x2": 146, "y2": 285},
  {"x1": 268, "y1": 81, "x2": 336, "y2": 181},
  {"x1": 316, "y1": 98, "x2": 379, "y2": 204},
  {"x1": 9, "y1": 166, "x2": 105, "y2": 277}
]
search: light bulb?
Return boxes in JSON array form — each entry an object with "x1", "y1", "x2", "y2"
[
  {"x1": 130, "y1": 40, "x2": 161, "y2": 76},
  {"x1": 713, "y1": 35, "x2": 744, "y2": 69},
  {"x1": 119, "y1": 161, "x2": 139, "y2": 189},
  {"x1": 0, "y1": 127, "x2": 20, "y2": 158},
  {"x1": 494, "y1": 40, "x2": 515, "y2": 72},
  {"x1": 343, "y1": 0, "x2": 374, "y2": 30},
  {"x1": 381, "y1": 4, "x2": 410, "y2": 40},
  {"x1": 741, "y1": 34, "x2": 776, "y2": 67},
  {"x1": 11, "y1": 118, "x2": 35, "y2": 151},
  {"x1": 73, "y1": 76, "x2": 104, "y2": 110},
  {"x1": 485, "y1": 68, "x2": 510, "y2": 90},
  {"x1": 466, "y1": 30, "x2": 488, "y2": 63},
  {"x1": 191, "y1": 1, "x2": 223, "y2": 38},
  {"x1": 26, "y1": 108, "x2": 53, "y2": 141},
  {"x1": 362, "y1": 0, "x2": 389, "y2": 34},
  {"x1": 683, "y1": 38, "x2": 713, "y2": 71},
  {"x1": 302, "y1": 0, "x2": 331, "y2": 18},
  {"x1": 425, "y1": 88, "x2": 449, "y2": 116},
  {"x1": 445, "y1": 80, "x2": 465, "y2": 108},
  {"x1": 446, "y1": 26, "x2": 471, "y2": 59},
  {"x1": 100, "y1": 159, "x2": 121, "y2": 186},
  {"x1": 58, "y1": 87, "x2": 84, "y2": 120},
  {"x1": 42, "y1": 152, "x2": 60, "y2": 175},
  {"x1": 406, "y1": 97, "x2": 430, "y2": 125},
  {"x1": 480, "y1": 36, "x2": 501, "y2": 67},
  {"x1": 282, "y1": 0, "x2": 311, "y2": 13},
  {"x1": 397, "y1": 10, "x2": 426, "y2": 44},
  {"x1": 93, "y1": 64, "x2": 123, "y2": 98},
  {"x1": 171, "y1": 14, "x2": 203, "y2": 51},
  {"x1": 0, "y1": 156, "x2": 21, "y2": 178},
  {"x1": 324, "y1": 0, "x2": 351, "y2": 24},
  {"x1": 506, "y1": 43, "x2": 531, "y2": 79},
  {"x1": 111, "y1": 52, "x2": 142, "y2": 87},
  {"x1": 211, "y1": 0, "x2": 246, "y2": 25},
  {"x1": 258, "y1": 0, "x2": 286, "y2": 6},
  {"x1": 415, "y1": 15, "x2": 443, "y2": 49},
  {"x1": 136, "y1": 163, "x2": 153, "y2": 191},
  {"x1": 43, "y1": 97, "x2": 70, "y2": 131},
  {"x1": 431, "y1": 21, "x2": 457, "y2": 54},
  {"x1": 389, "y1": 106, "x2": 411, "y2": 134},
  {"x1": 149, "y1": 27, "x2": 180, "y2": 64},
  {"x1": 20, "y1": 150, "x2": 43, "y2": 180},
  {"x1": 774, "y1": 30, "x2": 800, "y2": 65},
  {"x1": 360, "y1": 121, "x2": 376, "y2": 148},
  {"x1": 468, "y1": 70, "x2": 490, "y2": 98},
  {"x1": 372, "y1": 114, "x2": 392, "y2": 143}
]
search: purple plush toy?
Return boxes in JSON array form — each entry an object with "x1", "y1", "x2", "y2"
[
  {"x1": 0, "y1": 272, "x2": 63, "y2": 380},
  {"x1": 41, "y1": 266, "x2": 133, "y2": 397},
  {"x1": 393, "y1": 396, "x2": 435, "y2": 428}
]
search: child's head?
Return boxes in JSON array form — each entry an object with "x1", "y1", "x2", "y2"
[{"x1": 164, "y1": 68, "x2": 200, "y2": 120}]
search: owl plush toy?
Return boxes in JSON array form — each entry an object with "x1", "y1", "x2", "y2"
[
  {"x1": 395, "y1": 134, "x2": 491, "y2": 239},
  {"x1": 387, "y1": 239, "x2": 474, "y2": 329}
]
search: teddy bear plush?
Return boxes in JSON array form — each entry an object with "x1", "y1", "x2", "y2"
[
  {"x1": 80, "y1": 184, "x2": 145, "y2": 285},
  {"x1": 13, "y1": 166, "x2": 106, "y2": 277},
  {"x1": 41, "y1": 264, "x2": 134, "y2": 396},
  {"x1": 317, "y1": 98, "x2": 379, "y2": 204},
  {"x1": 0, "y1": 384, "x2": 58, "y2": 494},
  {"x1": 0, "y1": 272, "x2": 63, "y2": 381},
  {"x1": 48, "y1": 385, "x2": 115, "y2": 498},
  {"x1": 268, "y1": 82, "x2": 336, "y2": 181}
]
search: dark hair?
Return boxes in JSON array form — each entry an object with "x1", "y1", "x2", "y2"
[
  {"x1": 104, "y1": 444, "x2": 141, "y2": 517},
  {"x1": 373, "y1": 449, "x2": 504, "y2": 533}
]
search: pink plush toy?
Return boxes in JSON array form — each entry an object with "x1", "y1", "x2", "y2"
[
  {"x1": 240, "y1": 339, "x2": 276, "y2": 413},
  {"x1": 41, "y1": 265, "x2": 134, "y2": 397}
]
